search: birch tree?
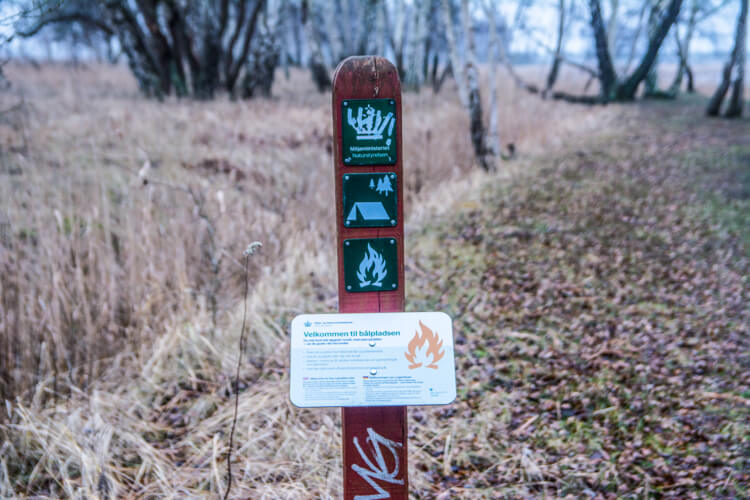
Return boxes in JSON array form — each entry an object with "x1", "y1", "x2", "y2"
[
  {"x1": 543, "y1": 0, "x2": 568, "y2": 97},
  {"x1": 240, "y1": 4, "x2": 284, "y2": 98},
  {"x1": 643, "y1": 0, "x2": 672, "y2": 98},
  {"x1": 588, "y1": 0, "x2": 683, "y2": 101},
  {"x1": 326, "y1": 0, "x2": 347, "y2": 64},
  {"x1": 441, "y1": 0, "x2": 498, "y2": 170},
  {"x1": 669, "y1": 0, "x2": 699, "y2": 93},
  {"x1": 302, "y1": 0, "x2": 331, "y2": 91},
  {"x1": 706, "y1": 0, "x2": 748, "y2": 117},
  {"x1": 389, "y1": 0, "x2": 409, "y2": 77},
  {"x1": 670, "y1": 0, "x2": 732, "y2": 94},
  {"x1": 404, "y1": 0, "x2": 431, "y2": 89},
  {"x1": 495, "y1": 0, "x2": 600, "y2": 102},
  {"x1": 358, "y1": 0, "x2": 381, "y2": 54},
  {"x1": 484, "y1": 0, "x2": 502, "y2": 157},
  {"x1": 441, "y1": 0, "x2": 468, "y2": 106},
  {"x1": 606, "y1": 0, "x2": 620, "y2": 57}
]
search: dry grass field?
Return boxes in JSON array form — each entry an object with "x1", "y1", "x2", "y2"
[{"x1": 0, "y1": 62, "x2": 748, "y2": 498}]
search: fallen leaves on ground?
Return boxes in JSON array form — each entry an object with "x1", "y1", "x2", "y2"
[{"x1": 406, "y1": 101, "x2": 749, "y2": 498}]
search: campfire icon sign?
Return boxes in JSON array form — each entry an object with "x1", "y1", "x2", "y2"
[{"x1": 342, "y1": 238, "x2": 398, "y2": 292}]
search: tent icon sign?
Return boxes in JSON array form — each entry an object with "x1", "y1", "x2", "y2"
[
  {"x1": 342, "y1": 172, "x2": 398, "y2": 228},
  {"x1": 347, "y1": 202, "x2": 390, "y2": 223}
]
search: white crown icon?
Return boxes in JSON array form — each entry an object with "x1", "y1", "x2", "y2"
[{"x1": 347, "y1": 105, "x2": 395, "y2": 141}]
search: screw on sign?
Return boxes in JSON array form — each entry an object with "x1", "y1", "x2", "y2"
[{"x1": 287, "y1": 56, "x2": 456, "y2": 500}]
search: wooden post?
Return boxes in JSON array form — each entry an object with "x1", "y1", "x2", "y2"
[{"x1": 333, "y1": 56, "x2": 408, "y2": 499}]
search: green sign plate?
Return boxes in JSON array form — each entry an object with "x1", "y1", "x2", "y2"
[
  {"x1": 342, "y1": 99, "x2": 397, "y2": 165},
  {"x1": 343, "y1": 238, "x2": 398, "y2": 292},
  {"x1": 342, "y1": 173, "x2": 397, "y2": 228}
]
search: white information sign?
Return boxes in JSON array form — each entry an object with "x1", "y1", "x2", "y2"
[{"x1": 290, "y1": 312, "x2": 456, "y2": 407}]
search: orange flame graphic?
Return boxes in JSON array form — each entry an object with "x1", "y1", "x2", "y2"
[{"x1": 404, "y1": 321, "x2": 445, "y2": 369}]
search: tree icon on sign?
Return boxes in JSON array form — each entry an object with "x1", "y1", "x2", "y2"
[{"x1": 375, "y1": 175, "x2": 393, "y2": 196}]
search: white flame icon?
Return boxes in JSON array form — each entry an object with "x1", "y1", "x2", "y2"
[{"x1": 357, "y1": 244, "x2": 387, "y2": 288}]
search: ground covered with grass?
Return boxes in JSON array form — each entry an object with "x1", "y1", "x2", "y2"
[
  {"x1": 1, "y1": 65, "x2": 747, "y2": 498},
  {"x1": 407, "y1": 100, "x2": 749, "y2": 498}
]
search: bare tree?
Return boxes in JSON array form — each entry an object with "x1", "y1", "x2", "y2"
[
  {"x1": 326, "y1": 0, "x2": 346, "y2": 64},
  {"x1": 302, "y1": 0, "x2": 331, "y2": 91},
  {"x1": 495, "y1": 0, "x2": 601, "y2": 103},
  {"x1": 16, "y1": 0, "x2": 276, "y2": 99},
  {"x1": 543, "y1": 0, "x2": 568, "y2": 97},
  {"x1": 606, "y1": 0, "x2": 620, "y2": 56},
  {"x1": 670, "y1": 0, "x2": 699, "y2": 93},
  {"x1": 441, "y1": 0, "x2": 468, "y2": 106},
  {"x1": 442, "y1": 0, "x2": 500, "y2": 170},
  {"x1": 667, "y1": 0, "x2": 730, "y2": 94},
  {"x1": 643, "y1": 0, "x2": 674, "y2": 98},
  {"x1": 387, "y1": 0, "x2": 409, "y2": 78},
  {"x1": 404, "y1": 0, "x2": 431, "y2": 89},
  {"x1": 240, "y1": 4, "x2": 283, "y2": 98},
  {"x1": 589, "y1": 0, "x2": 683, "y2": 101},
  {"x1": 707, "y1": 0, "x2": 748, "y2": 117},
  {"x1": 621, "y1": 0, "x2": 650, "y2": 75},
  {"x1": 484, "y1": 0, "x2": 502, "y2": 157},
  {"x1": 358, "y1": 0, "x2": 381, "y2": 54}
]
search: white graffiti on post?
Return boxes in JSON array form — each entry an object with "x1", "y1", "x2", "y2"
[{"x1": 351, "y1": 427, "x2": 404, "y2": 500}]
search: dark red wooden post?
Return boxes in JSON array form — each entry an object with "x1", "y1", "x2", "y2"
[{"x1": 333, "y1": 56, "x2": 408, "y2": 499}]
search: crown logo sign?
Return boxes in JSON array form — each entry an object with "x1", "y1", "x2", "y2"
[
  {"x1": 304, "y1": 321, "x2": 312, "y2": 328},
  {"x1": 347, "y1": 105, "x2": 395, "y2": 141}
]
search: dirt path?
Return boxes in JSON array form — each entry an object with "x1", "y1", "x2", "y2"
[{"x1": 406, "y1": 100, "x2": 749, "y2": 498}]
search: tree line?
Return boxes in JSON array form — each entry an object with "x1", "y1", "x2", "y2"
[{"x1": 7, "y1": 0, "x2": 748, "y2": 167}]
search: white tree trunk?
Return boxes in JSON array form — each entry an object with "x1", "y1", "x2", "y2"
[
  {"x1": 484, "y1": 0, "x2": 501, "y2": 156},
  {"x1": 343, "y1": 0, "x2": 354, "y2": 52},
  {"x1": 460, "y1": 0, "x2": 477, "y2": 68},
  {"x1": 375, "y1": 0, "x2": 387, "y2": 55},
  {"x1": 606, "y1": 0, "x2": 620, "y2": 57},
  {"x1": 461, "y1": 0, "x2": 489, "y2": 170},
  {"x1": 303, "y1": 0, "x2": 331, "y2": 91},
  {"x1": 623, "y1": 1, "x2": 650, "y2": 75},
  {"x1": 441, "y1": 0, "x2": 468, "y2": 106},
  {"x1": 707, "y1": 0, "x2": 747, "y2": 116},
  {"x1": 725, "y1": 0, "x2": 747, "y2": 116},
  {"x1": 393, "y1": 0, "x2": 407, "y2": 71},
  {"x1": 326, "y1": 0, "x2": 345, "y2": 63},
  {"x1": 361, "y1": 0, "x2": 380, "y2": 54},
  {"x1": 405, "y1": 0, "x2": 430, "y2": 89},
  {"x1": 644, "y1": 0, "x2": 665, "y2": 96},
  {"x1": 669, "y1": 0, "x2": 698, "y2": 93}
]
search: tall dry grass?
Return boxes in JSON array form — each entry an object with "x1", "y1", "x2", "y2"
[{"x1": 0, "y1": 62, "x2": 617, "y2": 404}]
